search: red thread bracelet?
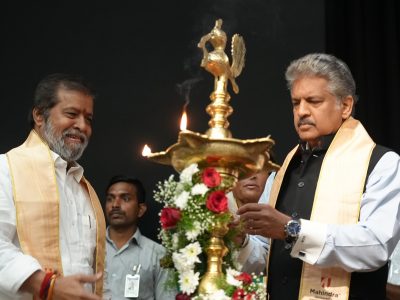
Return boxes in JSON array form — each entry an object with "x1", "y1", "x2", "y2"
[
  {"x1": 39, "y1": 271, "x2": 54, "y2": 300},
  {"x1": 46, "y1": 274, "x2": 58, "y2": 300}
]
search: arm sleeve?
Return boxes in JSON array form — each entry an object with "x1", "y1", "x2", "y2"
[
  {"x1": 0, "y1": 155, "x2": 42, "y2": 295},
  {"x1": 238, "y1": 235, "x2": 269, "y2": 274},
  {"x1": 290, "y1": 151, "x2": 400, "y2": 272},
  {"x1": 388, "y1": 241, "x2": 400, "y2": 285}
]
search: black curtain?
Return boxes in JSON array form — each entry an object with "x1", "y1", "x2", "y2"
[{"x1": 325, "y1": 0, "x2": 400, "y2": 153}]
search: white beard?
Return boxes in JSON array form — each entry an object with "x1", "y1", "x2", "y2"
[{"x1": 42, "y1": 119, "x2": 89, "y2": 162}]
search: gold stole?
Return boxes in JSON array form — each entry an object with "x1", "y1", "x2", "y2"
[
  {"x1": 6, "y1": 130, "x2": 106, "y2": 297},
  {"x1": 268, "y1": 118, "x2": 375, "y2": 300}
]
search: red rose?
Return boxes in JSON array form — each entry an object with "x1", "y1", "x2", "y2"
[
  {"x1": 232, "y1": 288, "x2": 245, "y2": 300},
  {"x1": 160, "y1": 207, "x2": 181, "y2": 229},
  {"x1": 176, "y1": 293, "x2": 191, "y2": 300},
  {"x1": 206, "y1": 190, "x2": 228, "y2": 213},
  {"x1": 201, "y1": 167, "x2": 221, "y2": 188},
  {"x1": 235, "y1": 272, "x2": 253, "y2": 285},
  {"x1": 244, "y1": 292, "x2": 256, "y2": 300}
]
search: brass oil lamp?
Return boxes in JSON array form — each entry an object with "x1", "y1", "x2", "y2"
[{"x1": 144, "y1": 19, "x2": 279, "y2": 295}]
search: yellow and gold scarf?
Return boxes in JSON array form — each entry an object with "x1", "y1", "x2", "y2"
[
  {"x1": 6, "y1": 130, "x2": 105, "y2": 297},
  {"x1": 268, "y1": 117, "x2": 375, "y2": 300}
]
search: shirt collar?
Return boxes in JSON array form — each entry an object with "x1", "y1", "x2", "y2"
[
  {"x1": 106, "y1": 226, "x2": 142, "y2": 248},
  {"x1": 50, "y1": 151, "x2": 84, "y2": 182},
  {"x1": 299, "y1": 133, "x2": 335, "y2": 154}
]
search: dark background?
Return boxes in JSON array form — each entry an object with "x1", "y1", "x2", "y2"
[{"x1": 1, "y1": 1, "x2": 399, "y2": 241}]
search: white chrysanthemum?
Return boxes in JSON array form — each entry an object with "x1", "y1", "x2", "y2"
[
  {"x1": 191, "y1": 183, "x2": 208, "y2": 196},
  {"x1": 174, "y1": 191, "x2": 190, "y2": 209},
  {"x1": 178, "y1": 269, "x2": 200, "y2": 295},
  {"x1": 180, "y1": 242, "x2": 202, "y2": 265},
  {"x1": 185, "y1": 222, "x2": 202, "y2": 241},
  {"x1": 180, "y1": 163, "x2": 199, "y2": 183},
  {"x1": 172, "y1": 252, "x2": 192, "y2": 273},
  {"x1": 226, "y1": 267, "x2": 242, "y2": 287}
]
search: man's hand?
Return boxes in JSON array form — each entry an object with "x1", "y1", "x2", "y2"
[
  {"x1": 229, "y1": 216, "x2": 247, "y2": 246},
  {"x1": 386, "y1": 283, "x2": 400, "y2": 300},
  {"x1": 237, "y1": 203, "x2": 291, "y2": 240},
  {"x1": 51, "y1": 272, "x2": 102, "y2": 300},
  {"x1": 21, "y1": 270, "x2": 102, "y2": 300}
]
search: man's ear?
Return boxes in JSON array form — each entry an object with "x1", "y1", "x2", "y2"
[
  {"x1": 341, "y1": 95, "x2": 354, "y2": 119},
  {"x1": 138, "y1": 203, "x2": 147, "y2": 218},
  {"x1": 32, "y1": 108, "x2": 45, "y2": 127}
]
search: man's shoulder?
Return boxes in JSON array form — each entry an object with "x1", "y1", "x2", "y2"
[
  {"x1": 139, "y1": 233, "x2": 166, "y2": 254},
  {"x1": 374, "y1": 144, "x2": 393, "y2": 156},
  {"x1": 366, "y1": 146, "x2": 400, "y2": 185},
  {"x1": 369, "y1": 145, "x2": 399, "y2": 172}
]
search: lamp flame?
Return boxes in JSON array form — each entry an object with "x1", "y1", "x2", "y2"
[
  {"x1": 180, "y1": 110, "x2": 188, "y2": 131},
  {"x1": 142, "y1": 144, "x2": 152, "y2": 156}
]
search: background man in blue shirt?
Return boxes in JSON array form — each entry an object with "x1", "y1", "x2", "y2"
[{"x1": 103, "y1": 175, "x2": 175, "y2": 300}]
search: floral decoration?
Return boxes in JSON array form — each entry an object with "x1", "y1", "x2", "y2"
[{"x1": 154, "y1": 163, "x2": 266, "y2": 299}]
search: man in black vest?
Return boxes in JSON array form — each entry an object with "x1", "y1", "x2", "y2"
[{"x1": 237, "y1": 53, "x2": 400, "y2": 300}]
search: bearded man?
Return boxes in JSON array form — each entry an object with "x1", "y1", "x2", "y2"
[{"x1": 0, "y1": 73, "x2": 106, "y2": 300}]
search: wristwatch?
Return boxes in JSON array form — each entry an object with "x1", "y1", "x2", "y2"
[{"x1": 284, "y1": 218, "x2": 301, "y2": 244}]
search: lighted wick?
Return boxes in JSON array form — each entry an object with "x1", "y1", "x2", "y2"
[
  {"x1": 180, "y1": 109, "x2": 188, "y2": 131},
  {"x1": 142, "y1": 144, "x2": 152, "y2": 157}
]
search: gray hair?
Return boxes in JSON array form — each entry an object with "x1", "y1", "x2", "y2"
[{"x1": 285, "y1": 53, "x2": 357, "y2": 103}]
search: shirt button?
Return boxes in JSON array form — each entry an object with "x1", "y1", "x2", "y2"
[
  {"x1": 298, "y1": 181, "x2": 305, "y2": 188},
  {"x1": 282, "y1": 276, "x2": 288, "y2": 285}
]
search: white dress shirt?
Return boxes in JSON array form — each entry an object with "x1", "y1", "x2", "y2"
[
  {"x1": 283, "y1": 151, "x2": 400, "y2": 271},
  {"x1": 0, "y1": 151, "x2": 96, "y2": 300},
  {"x1": 388, "y1": 241, "x2": 400, "y2": 285},
  {"x1": 227, "y1": 173, "x2": 275, "y2": 275}
]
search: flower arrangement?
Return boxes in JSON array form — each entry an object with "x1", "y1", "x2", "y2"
[{"x1": 154, "y1": 163, "x2": 266, "y2": 299}]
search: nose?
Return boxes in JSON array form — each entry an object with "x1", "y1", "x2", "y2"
[
  {"x1": 111, "y1": 198, "x2": 121, "y2": 208},
  {"x1": 297, "y1": 99, "x2": 310, "y2": 117},
  {"x1": 74, "y1": 115, "x2": 91, "y2": 135},
  {"x1": 249, "y1": 174, "x2": 257, "y2": 180}
]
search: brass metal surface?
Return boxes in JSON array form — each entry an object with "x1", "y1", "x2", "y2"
[
  {"x1": 147, "y1": 130, "x2": 279, "y2": 180},
  {"x1": 146, "y1": 19, "x2": 279, "y2": 296},
  {"x1": 198, "y1": 220, "x2": 229, "y2": 294}
]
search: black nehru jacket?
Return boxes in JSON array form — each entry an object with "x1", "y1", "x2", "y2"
[{"x1": 267, "y1": 134, "x2": 389, "y2": 300}]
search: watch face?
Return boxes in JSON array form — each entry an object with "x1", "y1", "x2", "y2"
[{"x1": 287, "y1": 220, "x2": 301, "y2": 237}]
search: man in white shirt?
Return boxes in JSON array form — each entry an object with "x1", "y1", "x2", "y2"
[
  {"x1": 228, "y1": 170, "x2": 272, "y2": 274},
  {"x1": 237, "y1": 53, "x2": 400, "y2": 299},
  {"x1": 0, "y1": 73, "x2": 106, "y2": 300}
]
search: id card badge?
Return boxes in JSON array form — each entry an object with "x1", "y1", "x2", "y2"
[{"x1": 124, "y1": 274, "x2": 140, "y2": 298}]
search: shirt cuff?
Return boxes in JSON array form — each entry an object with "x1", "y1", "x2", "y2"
[
  {"x1": 290, "y1": 219, "x2": 327, "y2": 265},
  {"x1": 238, "y1": 235, "x2": 253, "y2": 265},
  {"x1": 1, "y1": 254, "x2": 41, "y2": 294}
]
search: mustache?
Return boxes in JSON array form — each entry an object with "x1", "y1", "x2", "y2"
[
  {"x1": 63, "y1": 129, "x2": 87, "y2": 143},
  {"x1": 297, "y1": 118, "x2": 315, "y2": 127},
  {"x1": 108, "y1": 209, "x2": 125, "y2": 216}
]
